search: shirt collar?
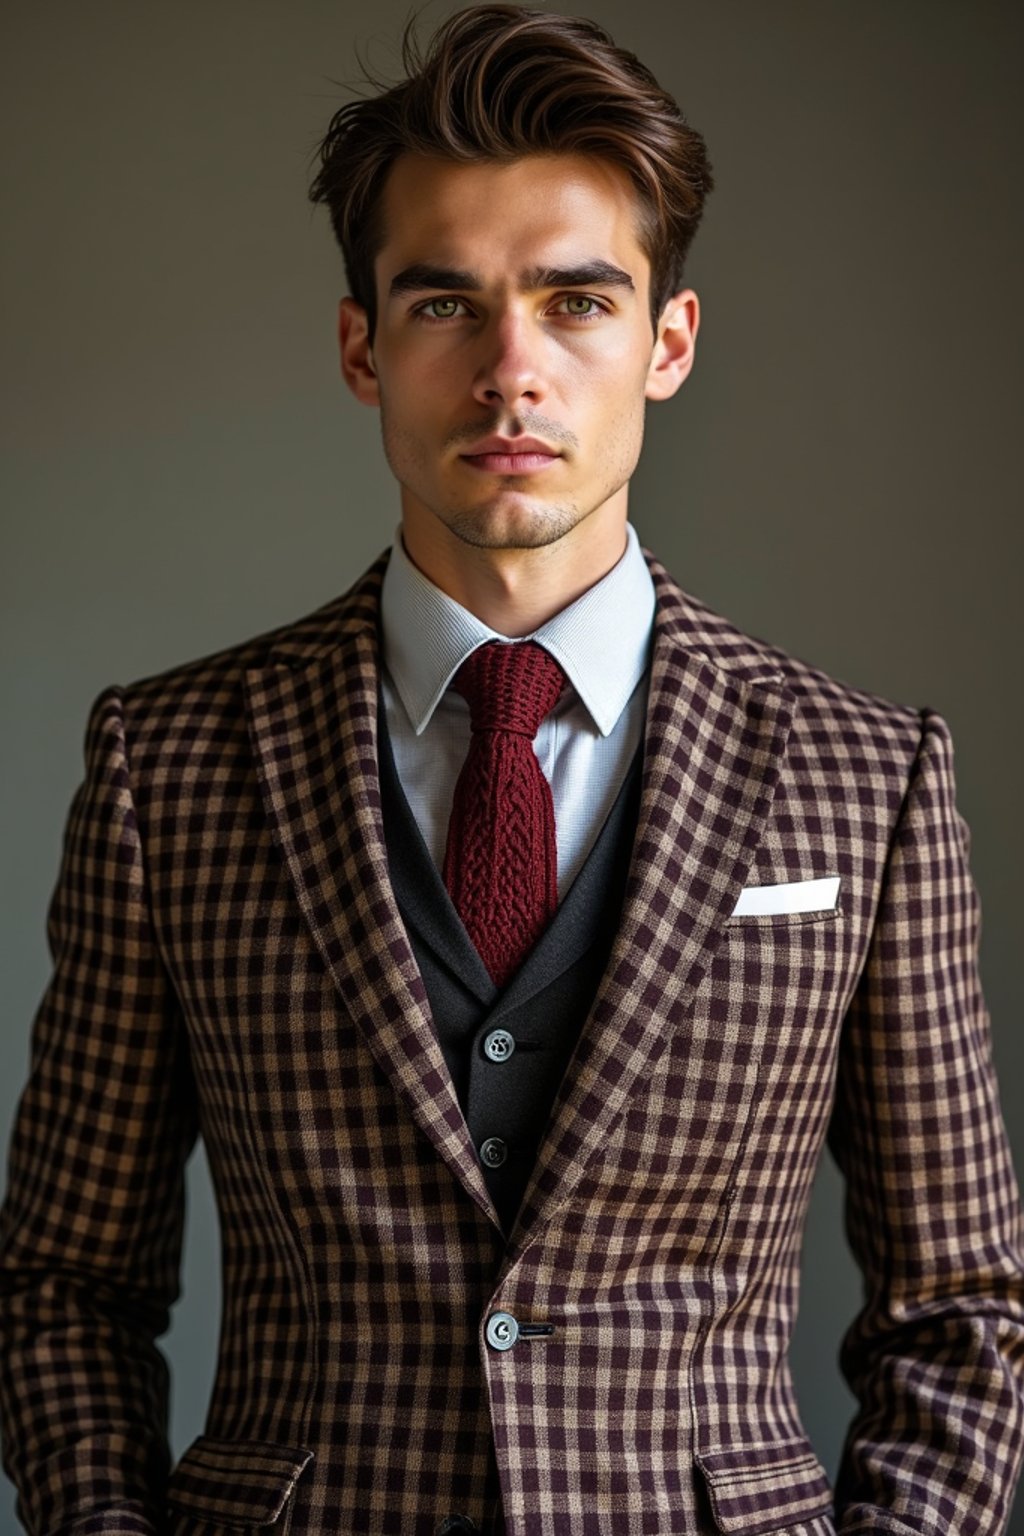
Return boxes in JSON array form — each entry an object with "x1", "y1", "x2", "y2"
[{"x1": 379, "y1": 520, "x2": 656, "y2": 737}]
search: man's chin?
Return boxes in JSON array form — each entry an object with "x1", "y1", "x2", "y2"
[{"x1": 443, "y1": 500, "x2": 583, "y2": 551}]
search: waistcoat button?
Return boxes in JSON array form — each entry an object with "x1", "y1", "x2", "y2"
[
  {"x1": 480, "y1": 1136, "x2": 507, "y2": 1168},
  {"x1": 483, "y1": 1028, "x2": 515, "y2": 1062},
  {"x1": 486, "y1": 1311, "x2": 520, "y2": 1350},
  {"x1": 435, "y1": 1517, "x2": 480, "y2": 1535}
]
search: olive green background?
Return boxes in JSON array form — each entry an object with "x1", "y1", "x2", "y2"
[{"x1": 2, "y1": 2, "x2": 1022, "y2": 1530}]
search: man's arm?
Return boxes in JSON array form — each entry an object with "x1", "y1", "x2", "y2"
[
  {"x1": 0, "y1": 686, "x2": 199, "y2": 1535},
  {"x1": 826, "y1": 708, "x2": 1024, "y2": 1534}
]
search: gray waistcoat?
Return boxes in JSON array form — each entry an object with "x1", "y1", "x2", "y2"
[{"x1": 377, "y1": 689, "x2": 644, "y2": 1238}]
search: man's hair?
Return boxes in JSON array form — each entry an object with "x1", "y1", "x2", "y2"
[{"x1": 308, "y1": 4, "x2": 714, "y2": 338}]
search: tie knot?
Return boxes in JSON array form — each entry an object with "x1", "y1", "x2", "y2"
[{"x1": 451, "y1": 640, "x2": 566, "y2": 739}]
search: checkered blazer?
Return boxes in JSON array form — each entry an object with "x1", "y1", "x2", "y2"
[{"x1": 1, "y1": 546, "x2": 1023, "y2": 1536}]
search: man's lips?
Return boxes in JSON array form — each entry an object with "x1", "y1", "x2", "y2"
[{"x1": 459, "y1": 437, "x2": 562, "y2": 475}]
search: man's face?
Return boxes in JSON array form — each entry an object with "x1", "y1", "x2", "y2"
[{"x1": 340, "y1": 152, "x2": 697, "y2": 554}]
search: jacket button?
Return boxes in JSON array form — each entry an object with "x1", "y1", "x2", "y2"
[
  {"x1": 486, "y1": 1311, "x2": 519, "y2": 1350},
  {"x1": 483, "y1": 1028, "x2": 515, "y2": 1061},
  {"x1": 480, "y1": 1136, "x2": 507, "y2": 1168},
  {"x1": 436, "y1": 1518, "x2": 479, "y2": 1536}
]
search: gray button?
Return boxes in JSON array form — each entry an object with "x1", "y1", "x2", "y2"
[
  {"x1": 486, "y1": 1311, "x2": 519, "y2": 1350},
  {"x1": 436, "y1": 1517, "x2": 479, "y2": 1536},
  {"x1": 483, "y1": 1028, "x2": 515, "y2": 1062},
  {"x1": 480, "y1": 1136, "x2": 507, "y2": 1168}
]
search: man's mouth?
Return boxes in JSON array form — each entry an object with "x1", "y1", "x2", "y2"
[{"x1": 459, "y1": 436, "x2": 562, "y2": 475}]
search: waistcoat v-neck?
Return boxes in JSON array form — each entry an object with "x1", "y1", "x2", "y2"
[{"x1": 377, "y1": 684, "x2": 645, "y2": 1237}]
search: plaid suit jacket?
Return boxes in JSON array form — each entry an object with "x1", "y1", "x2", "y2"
[{"x1": 2, "y1": 545, "x2": 1023, "y2": 1536}]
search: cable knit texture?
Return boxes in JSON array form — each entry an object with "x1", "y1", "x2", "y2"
[{"x1": 442, "y1": 640, "x2": 566, "y2": 988}]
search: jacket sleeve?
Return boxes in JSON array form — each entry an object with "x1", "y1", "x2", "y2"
[
  {"x1": 826, "y1": 708, "x2": 1024, "y2": 1534},
  {"x1": 0, "y1": 686, "x2": 199, "y2": 1535}
]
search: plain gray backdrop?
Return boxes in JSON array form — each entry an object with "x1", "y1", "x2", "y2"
[{"x1": 2, "y1": 1, "x2": 1022, "y2": 1531}]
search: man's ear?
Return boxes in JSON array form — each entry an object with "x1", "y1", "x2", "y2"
[
  {"x1": 338, "y1": 296, "x2": 380, "y2": 406},
  {"x1": 645, "y1": 289, "x2": 700, "y2": 402}
]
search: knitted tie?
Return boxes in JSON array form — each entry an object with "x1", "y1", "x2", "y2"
[{"x1": 442, "y1": 640, "x2": 567, "y2": 989}]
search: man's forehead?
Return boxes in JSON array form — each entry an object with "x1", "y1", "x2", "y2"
[{"x1": 374, "y1": 152, "x2": 650, "y2": 278}]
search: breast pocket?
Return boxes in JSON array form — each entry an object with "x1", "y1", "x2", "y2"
[
  {"x1": 726, "y1": 873, "x2": 844, "y2": 928},
  {"x1": 724, "y1": 905, "x2": 843, "y2": 931},
  {"x1": 165, "y1": 1434, "x2": 314, "y2": 1532}
]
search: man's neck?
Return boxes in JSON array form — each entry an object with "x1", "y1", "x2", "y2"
[{"x1": 398, "y1": 506, "x2": 630, "y2": 637}]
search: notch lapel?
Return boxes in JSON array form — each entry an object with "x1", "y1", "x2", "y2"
[
  {"x1": 243, "y1": 557, "x2": 500, "y2": 1229},
  {"x1": 501, "y1": 555, "x2": 794, "y2": 1261}
]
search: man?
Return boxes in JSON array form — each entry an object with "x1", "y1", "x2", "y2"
[{"x1": 1, "y1": 5, "x2": 1022, "y2": 1534}]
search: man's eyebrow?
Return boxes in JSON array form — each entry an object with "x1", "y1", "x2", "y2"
[
  {"x1": 387, "y1": 260, "x2": 636, "y2": 299},
  {"x1": 389, "y1": 265, "x2": 480, "y2": 298},
  {"x1": 520, "y1": 262, "x2": 635, "y2": 293}
]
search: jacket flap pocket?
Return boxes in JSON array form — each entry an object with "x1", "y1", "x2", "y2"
[
  {"x1": 165, "y1": 1434, "x2": 314, "y2": 1528},
  {"x1": 696, "y1": 1435, "x2": 833, "y2": 1534}
]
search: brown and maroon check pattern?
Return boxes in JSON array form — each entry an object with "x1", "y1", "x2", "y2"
[{"x1": 1, "y1": 546, "x2": 1022, "y2": 1536}]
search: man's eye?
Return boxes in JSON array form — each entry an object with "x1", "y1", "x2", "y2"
[
  {"x1": 420, "y1": 297, "x2": 465, "y2": 320},
  {"x1": 558, "y1": 295, "x2": 604, "y2": 318}
]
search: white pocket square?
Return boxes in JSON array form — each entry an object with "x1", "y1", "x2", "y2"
[{"x1": 730, "y1": 875, "x2": 840, "y2": 917}]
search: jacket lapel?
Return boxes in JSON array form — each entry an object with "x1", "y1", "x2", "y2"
[
  {"x1": 243, "y1": 554, "x2": 500, "y2": 1229},
  {"x1": 242, "y1": 545, "x2": 793, "y2": 1253},
  {"x1": 501, "y1": 552, "x2": 794, "y2": 1260}
]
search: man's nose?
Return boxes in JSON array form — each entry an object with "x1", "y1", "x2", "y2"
[{"x1": 471, "y1": 312, "x2": 549, "y2": 411}]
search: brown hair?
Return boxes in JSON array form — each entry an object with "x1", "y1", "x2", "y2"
[{"x1": 308, "y1": 4, "x2": 714, "y2": 338}]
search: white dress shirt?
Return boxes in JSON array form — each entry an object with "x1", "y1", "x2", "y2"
[{"x1": 378, "y1": 521, "x2": 656, "y2": 905}]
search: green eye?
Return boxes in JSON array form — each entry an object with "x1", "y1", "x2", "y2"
[
  {"x1": 564, "y1": 295, "x2": 597, "y2": 315},
  {"x1": 427, "y1": 297, "x2": 460, "y2": 318}
]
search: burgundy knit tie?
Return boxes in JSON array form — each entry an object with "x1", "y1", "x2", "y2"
[{"x1": 442, "y1": 640, "x2": 567, "y2": 989}]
